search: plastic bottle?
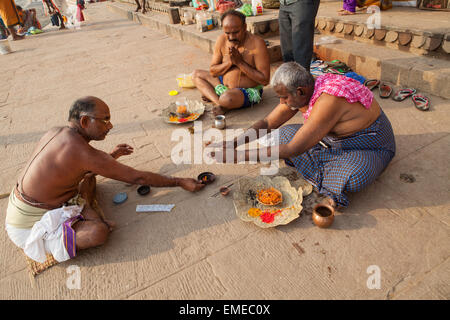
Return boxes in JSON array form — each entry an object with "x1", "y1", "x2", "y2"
[
  {"x1": 208, "y1": 0, "x2": 216, "y2": 11},
  {"x1": 251, "y1": 0, "x2": 263, "y2": 15}
]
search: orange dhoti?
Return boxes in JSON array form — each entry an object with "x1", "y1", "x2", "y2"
[{"x1": 0, "y1": 0, "x2": 22, "y2": 28}]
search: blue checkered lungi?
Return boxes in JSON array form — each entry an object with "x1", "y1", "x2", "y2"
[{"x1": 279, "y1": 110, "x2": 396, "y2": 207}]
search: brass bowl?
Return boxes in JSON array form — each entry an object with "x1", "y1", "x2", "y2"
[{"x1": 312, "y1": 204, "x2": 335, "y2": 228}]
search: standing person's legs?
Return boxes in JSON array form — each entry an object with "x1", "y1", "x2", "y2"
[
  {"x1": 0, "y1": 19, "x2": 8, "y2": 38},
  {"x1": 0, "y1": 0, "x2": 24, "y2": 40},
  {"x1": 290, "y1": 0, "x2": 320, "y2": 71},
  {"x1": 134, "y1": 0, "x2": 141, "y2": 12},
  {"x1": 57, "y1": 12, "x2": 65, "y2": 29},
  {"x1": 278, "y1": 5, "x2": 294, "y2": 62},
  {"x1": 141, "y1": 0, "x2": 147, "y2": 13}
]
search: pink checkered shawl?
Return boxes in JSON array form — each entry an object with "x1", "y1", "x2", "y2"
[{"x1": 303, "y1": 74, "x2": 374, "y2": 121}]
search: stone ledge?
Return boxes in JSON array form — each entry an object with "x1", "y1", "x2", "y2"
[{"x1": 315, "y1": 17, "x2": 449, "y2": 59}]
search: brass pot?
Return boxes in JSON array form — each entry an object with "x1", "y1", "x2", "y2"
[{"x1": 312, "y1": 204, "x2": 335, "y2": 228}]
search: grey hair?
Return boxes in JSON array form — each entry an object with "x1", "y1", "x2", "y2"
[
  {"x1": 270, "y1": 62, "x2": 314, "y2": 94},
  {"x1": 68, "y1": 97, "x2": 97, "y2": 121}
]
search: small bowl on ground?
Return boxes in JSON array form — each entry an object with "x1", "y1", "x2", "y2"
[
  {"x1": 220, "y1": 186, "x2": 230, "y2": 196},
  {"x1": 198, "y1": 172, "x2": 216, "y2": 185},
  {"x1": 312, "y1": 203, "x2": 335, "y2": 228},
  {"x1": 137, "y1": 185, "x2": 151, "y2": 196},
  {"x1": 113, "y1": 192, "x2": 128, "y2": 205}
]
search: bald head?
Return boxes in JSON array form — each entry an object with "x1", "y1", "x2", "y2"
[{"x1": 68, "y1": 96, "x2": 107, "y2": 121}]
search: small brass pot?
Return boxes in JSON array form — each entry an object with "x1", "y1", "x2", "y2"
[{"x1": 312, "y1": 203, "x2": 335, "y2": 228}]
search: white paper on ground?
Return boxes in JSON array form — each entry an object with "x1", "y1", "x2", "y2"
[{"x1": 136, "y1": 204, "x2": 175, "y2": 213}]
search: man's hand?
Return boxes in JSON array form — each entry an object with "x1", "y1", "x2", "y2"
[
  {"x1": 229, "y1": 46, "x2": 244, "y2": 67},
  {"x1": 110, "y1": 144, "x2": 134, "y2": 159},
  {"x1": 178, "y1": 178, "x2": 205, "y2": 192}
]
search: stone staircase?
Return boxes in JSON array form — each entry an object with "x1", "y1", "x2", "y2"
[{"x1": 106, "y1": 0, "x2": 450, "y2": 98}]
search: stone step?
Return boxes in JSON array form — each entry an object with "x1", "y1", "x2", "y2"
[
  {"x1": 315, "y1": 1, "x2": 450, "y2": 59},
  {"x1": 315, "y1": 37, "x2": 450, "y2": 99},
  {"x1": 107, "y1": 0, "x2": 450, "y2": 99}
]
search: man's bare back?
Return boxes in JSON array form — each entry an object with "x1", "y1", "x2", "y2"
[
  {"x1": 18, "y1": 126, "x2": 94, "y2": 208},
  {"x1": 314, "y1": 93, "x2": 381, "y2": 138}
]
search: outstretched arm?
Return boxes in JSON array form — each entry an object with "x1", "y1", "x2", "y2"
[
  {"x1": 207, "y1": 102, "x2": 298, "y2": 150},
  {"x1": 210, "y1": 94, "x2": 344, "y2": 163},
  {"x1": 83, "y1": 148, "x2": 204, "y2": 192},
  {"x1": 278, "y1": 94, "x2": 343, "y2": 159}
]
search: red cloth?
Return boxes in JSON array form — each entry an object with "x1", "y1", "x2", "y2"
[
  {"x1": 305, "y1": 74, "x2": 373, "y2": 121},
  {"x1": 76, "y1": 5, "x2": 84, "y2": 22},
  {"x1": 216, "y1": 0, "x2": 235, "y2": 13}
]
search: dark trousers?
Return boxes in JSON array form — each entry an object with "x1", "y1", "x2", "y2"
[{"x1": 279, "y1": 0, "x2": 320, "y2": 71}]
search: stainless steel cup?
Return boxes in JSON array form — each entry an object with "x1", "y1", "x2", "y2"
[{"x1": 214, "y1": 115, "x2": 226, "y2": 130}]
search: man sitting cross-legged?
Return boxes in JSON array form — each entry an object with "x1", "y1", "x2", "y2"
[
  {"x1": 192, "y1": 10, "x2": 270, "y2": 116},
  {"x1": 5, "y1": 96, "x2": 204, "y2": 263}
]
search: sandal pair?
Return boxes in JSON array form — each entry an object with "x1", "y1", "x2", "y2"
[
  {"x1": 393, "y1": 88, "x2": 430, "y2": 111},
  {"x1": 364, "y1": 79, "x2": 392, "y2": 98}
]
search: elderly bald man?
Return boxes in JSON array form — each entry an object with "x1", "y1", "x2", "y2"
[{"x1": 5, "y1": 96, "x2": 204, "y2": 263}]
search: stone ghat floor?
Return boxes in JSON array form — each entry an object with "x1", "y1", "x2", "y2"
[{"x1": 0, "y1": 2, "x2": 449, "y2": 300}]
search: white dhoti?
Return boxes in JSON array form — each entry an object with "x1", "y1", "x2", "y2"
[{"x1": 5, "y1": 191, "x2": 85, "y2": 263}]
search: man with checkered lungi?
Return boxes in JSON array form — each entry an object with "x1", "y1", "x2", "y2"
[{"x1": 209, "y1": 62, "x2": 396, "y2": 208}]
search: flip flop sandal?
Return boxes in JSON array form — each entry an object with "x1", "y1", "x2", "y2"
[
  {"x1": 326, "y1": 60, "x2": 345, "y2": 68},
  {"x1": 412, "y1": 94, "x2": 430, "y2": 111},
  {"x1": 392, "y1": 88, "x2": 417, "y2": 101},
  {"x1": 364, "y1": 79, "x2": 380, "y2": 90},
  {"x1": 379, "y1": 83, "x2": 393, "y2": 99}
]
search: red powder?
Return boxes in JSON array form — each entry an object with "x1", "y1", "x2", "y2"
[{"x1": 260, "y1": 210, "x2": 280, "y2": 224}]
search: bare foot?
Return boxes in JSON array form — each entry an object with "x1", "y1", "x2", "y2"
[
  {"x1": 135, "y1": 6, "x2": 141, "y2": 12},
  {"x1": 337, "y1": 8, "x2": 345, "y2": 12},
  {"x1": 320, "y1": 197, "x2": 337, "y2": 208},
  {"x1": 11, "y1": 34, "x2": 24, "y2": 40},
  {"x1": 103, "y1": 219, "x2": 116, "y2": 232},
  {"x1": 59, "y1": 24, "x2": 66, "y2": 30},
  {"x1": 338, "y1": 10, "x2": 355, "y2": 15},
  {"x1": 142, "y1": 8, "x2": 147, "y2": 14},
  {"x1": 212, "y1": 106, "x2": 226, "y2": 116}
]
